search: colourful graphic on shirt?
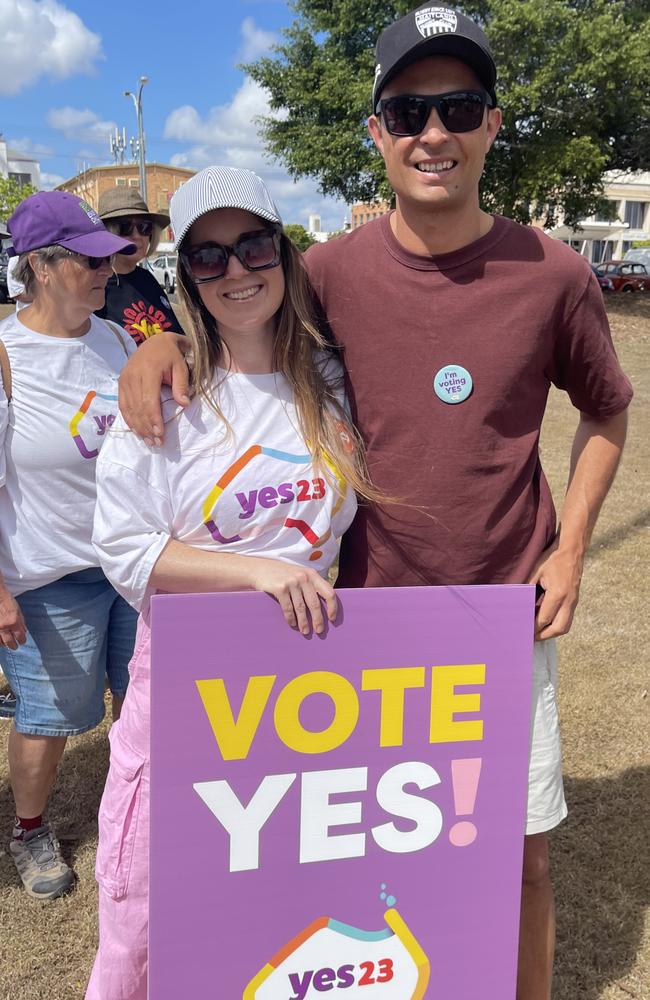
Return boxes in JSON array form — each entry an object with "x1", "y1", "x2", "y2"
[
  {"x1": 334, "y1": 419, "x2": 355, "y2": 455},
  {"x1": 202, "y1": 445, "x2": 346, "y2": 560},
  {"x1": 122, "y1": 300, "x2": 173, "y2": 344},
  {"x1": 244, "y1": 908, "x2": 429, "y2": 999},
  {"x1": 69, "y1": 390, "x2": 118, "y2": 459}
]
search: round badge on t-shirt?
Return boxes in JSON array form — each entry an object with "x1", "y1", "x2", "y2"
[{"x1": 433, "y1": 364, "x2": 473, "y2": 404}]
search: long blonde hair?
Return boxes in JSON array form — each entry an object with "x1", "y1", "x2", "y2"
[{"x1": 177, "y1": 229, "x2": 382, "y2": 502}]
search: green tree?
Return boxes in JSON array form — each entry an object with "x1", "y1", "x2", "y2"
[
  {"x1": 284, "y1": 222, "x2": 317, "y2": 251},
  {"x1": 246, "y1": 0, "x2": 650, "y2": 227},
  {"x1": 0, "y1": 177, "x2": 38, "y2": 223}
]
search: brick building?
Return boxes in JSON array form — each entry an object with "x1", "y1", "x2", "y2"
[
  {"x1": 57, "y1": 163, "x2": 195, "y2": 240},
  {"x1": 350, "y1": 200, "x2": 391, "y2": 228}
]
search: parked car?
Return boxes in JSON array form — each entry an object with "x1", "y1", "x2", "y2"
[
  {"x1": 594, "y1": 260, "x2": 648, "y2": 292},
  {"x1": 590, "y1": 265, "x2": 614, "y2": 292},
  {"x1": 0, "y1": 250, "x2": 9, "y2": 304},
  {"x1": 150, "y1": 253, "x2": 177, "y2": 294},
  {"x1": 623, "y1": 248, "x2": 650, "y2": 270}
]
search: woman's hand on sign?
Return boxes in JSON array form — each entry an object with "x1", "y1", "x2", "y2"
[
  {"x1": 249, "y1": 559, "x2": 338, "y2": 636},
  {"x1": 0, "y1": 586, "x2": 27, "y2": 649}
]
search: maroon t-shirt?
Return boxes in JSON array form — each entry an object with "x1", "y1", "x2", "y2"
[{"x1": 305, "y1": 214, "x2": 633, "y2": 588}]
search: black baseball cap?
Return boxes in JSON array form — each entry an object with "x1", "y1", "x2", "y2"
[{"x1": 373, "y1": 5, "x2": 497, "y2": 109}]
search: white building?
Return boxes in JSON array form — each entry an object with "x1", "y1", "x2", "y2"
[
  {"x1": 306, "y1": 212, "x2": 351, "y2": 243},
  {"x1": 546, "y1": 171, "x2": 650, "y2": 263},
  {"x1": 306, "y1": 213, "x2": 328, "y2": 244},
  {"x1": 0, "y1": 135, "x2": 42, "y2": 189}
]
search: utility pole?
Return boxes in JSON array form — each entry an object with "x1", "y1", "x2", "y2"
[{"x1": 124, "y1": 76, "x2": 149, "y2": 201}]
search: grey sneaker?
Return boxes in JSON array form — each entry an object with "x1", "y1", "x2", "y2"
[
  {"x1": 0, "y1": 692, "x2": 17, "y2": 719},
  {"x1": 9, "y1": 824, "x2": 75, "y2": 900}
]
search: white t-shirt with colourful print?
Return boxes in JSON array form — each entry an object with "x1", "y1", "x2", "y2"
[
  {"x1": 93, "y1": 357, "x2": 357, "y2": 612},
  {"x1": 0, "y1": 311, "x2": 135, "y2": 596}
]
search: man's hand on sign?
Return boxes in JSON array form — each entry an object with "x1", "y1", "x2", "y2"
[
  {"x1": 528, "y1": 536, "x2": 583, "y2": 640},
  {"x1": 0, "y1": 585, "x2": 27, "y2": 649},
  {"x1": 248, "y1": 559, "x2": 338, "y2": 636},
  {"x1": 118, "y1": 332, "x2": 190, "y2": 445}
]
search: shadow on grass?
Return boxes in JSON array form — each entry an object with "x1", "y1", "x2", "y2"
[
  {"x1": 552, "y1": 767, "x2": 650, "y2": 999},
  {"x1": 592, "y1": 508, "x2": 650, "y2": 553},
  {"x1": 605, "y1": 295, "x2": 650, "y2": 321}
]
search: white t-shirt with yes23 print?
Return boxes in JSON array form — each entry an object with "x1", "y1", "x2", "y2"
[
  {"x1": 93, "y1": 357, "x2": 357, "y2": 612},
  {"x1": 0, "y1": 311, "x2": 135, "y2": 595}
]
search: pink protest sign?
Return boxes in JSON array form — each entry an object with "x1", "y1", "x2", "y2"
[{"x1": 150, "y1": 584, "x2": 534, "y2": 999}]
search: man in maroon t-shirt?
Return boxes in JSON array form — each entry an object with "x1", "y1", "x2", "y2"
[
  {"x1": 303, "y1": 12, "x2": 629, "y2": 998},
  {"x1": 118, "y1": 7, "x2": 631, "y2": 998}
]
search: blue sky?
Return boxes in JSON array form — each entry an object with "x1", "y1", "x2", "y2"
[{"x1": 0, "y1": 0, "x2": 349, "y2": 230}]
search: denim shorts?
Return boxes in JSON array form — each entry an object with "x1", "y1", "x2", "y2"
[{"x1": 0, "y1": 567, "x2": 137, "y2": 737}]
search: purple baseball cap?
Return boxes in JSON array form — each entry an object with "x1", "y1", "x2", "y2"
[{"x1": 6, "y1": 191, "x2": 136, "y2": 258}]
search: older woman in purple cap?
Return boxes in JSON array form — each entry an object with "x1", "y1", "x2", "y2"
[
  {"x1": 86, "y1": 165, "x2": 382, "y2": 999},
  {"x1": 0, "y1": 190, "x2": 139, "y2": 901}
]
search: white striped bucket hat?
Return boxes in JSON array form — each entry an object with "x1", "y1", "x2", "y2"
[{"x1": 170, "y1": 166, "x2": 282, "y2": 249}]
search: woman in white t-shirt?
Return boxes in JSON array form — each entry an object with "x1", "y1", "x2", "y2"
[
  {"x1": 87, "y1": 167, "x2": 377, "y2": 999},
  {"x1": 0, "y1": 191, "x2": 137, "y2": 902}
]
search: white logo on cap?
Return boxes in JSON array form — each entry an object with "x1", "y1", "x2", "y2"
[
  {"x1": 415, "y1": 7, "x2": 458, "y2": 37},
  {"x1": 78, "y1": 200, "x2": 102, "y2": 226},
  {"x1": 374, "y1": 62, "x2": 382, "y2": 83}
]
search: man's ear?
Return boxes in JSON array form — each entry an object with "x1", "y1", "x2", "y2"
[
  {"x1": 368, "y1": 114, "x2": 386, "y2": 157},
  {"x1": 485, "y1": 107, "x2": 502, "y2": 153}
]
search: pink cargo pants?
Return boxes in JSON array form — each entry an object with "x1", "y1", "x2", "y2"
[{"x1": 86, "y1": 619, "x2": 151, "y2": 1000}]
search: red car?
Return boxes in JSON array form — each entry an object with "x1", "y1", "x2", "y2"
[
  {"x1": 590, "y1": 265, "x2": 614, "y2": 292},
  {"x1": 595, "y1": 260, "x2": 648, "y2": 292}
]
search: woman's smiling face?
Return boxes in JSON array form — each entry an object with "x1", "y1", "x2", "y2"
[{"x1": 187, "y1": 208, "x2": 285, "y2": 343}]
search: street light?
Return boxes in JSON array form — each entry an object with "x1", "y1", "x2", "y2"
[{"x1": 124, "y1": 76, "x2": 149, "y2": 201}]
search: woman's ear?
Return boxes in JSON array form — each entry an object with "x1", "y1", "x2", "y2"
[{"x1": 27, "y1": 251, "x2": 47, "y2": 286}]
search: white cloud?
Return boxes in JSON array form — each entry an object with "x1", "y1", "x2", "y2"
[
  {"x1": 7, "y1": 137, "x2": 53, "y2": 157},
  {"x1": 47, "y1": 106, "x2": 117, "y2": 145},
  {"x1": 0, "y1": 0, "x2": 102, "y2": 95},
  {"x1": 164, "y1": 78, "x2": 270, "y2": 155},
  {"x1": 40, "y1": 171, "x2": 65, "y2": 190},
  {"x1": 164, "y1": 78, "x2": 347, "y2": 230},
  {"x1": 238, "y1": 16, "x2": 278, "y2": 62}
]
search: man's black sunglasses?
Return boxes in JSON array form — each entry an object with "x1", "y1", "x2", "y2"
[
  {"x1": 375, "y1": 90, "x2": 493, "y2": 136},
  {"x1": 180, "y1": 227, "x2": 282, "y2": 284}
]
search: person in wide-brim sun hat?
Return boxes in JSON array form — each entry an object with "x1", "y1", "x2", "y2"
[{"x1": 95, "y1": 186, "x2": 184, "y2": 344}]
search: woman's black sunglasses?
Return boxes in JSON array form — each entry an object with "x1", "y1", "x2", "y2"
[
  {"x1": 181, "y1": 227, "x2": 282, "y2": 284},
  {"x1": 61, "y1": 248, "x2": 112, "y2": 270},
  {"x1": 116, "y1": 219, "x2": 154, "y2": 238},
  {"x1": 376, "y1": 90, "x2": 493, "y2": 136}
]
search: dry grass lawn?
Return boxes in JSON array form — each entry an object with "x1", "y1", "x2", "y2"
[{"x1": 0, "y1": 297, "x2": 648, "y2": 998}]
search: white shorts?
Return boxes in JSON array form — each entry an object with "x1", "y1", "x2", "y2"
[{"x1": 526, "y1": 639, "x2": 567, "y2": 835}]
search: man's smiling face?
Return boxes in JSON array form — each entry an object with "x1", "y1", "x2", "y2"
[{"x1": 368, "y1": 56, "x2": 501, "y2": 217}]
